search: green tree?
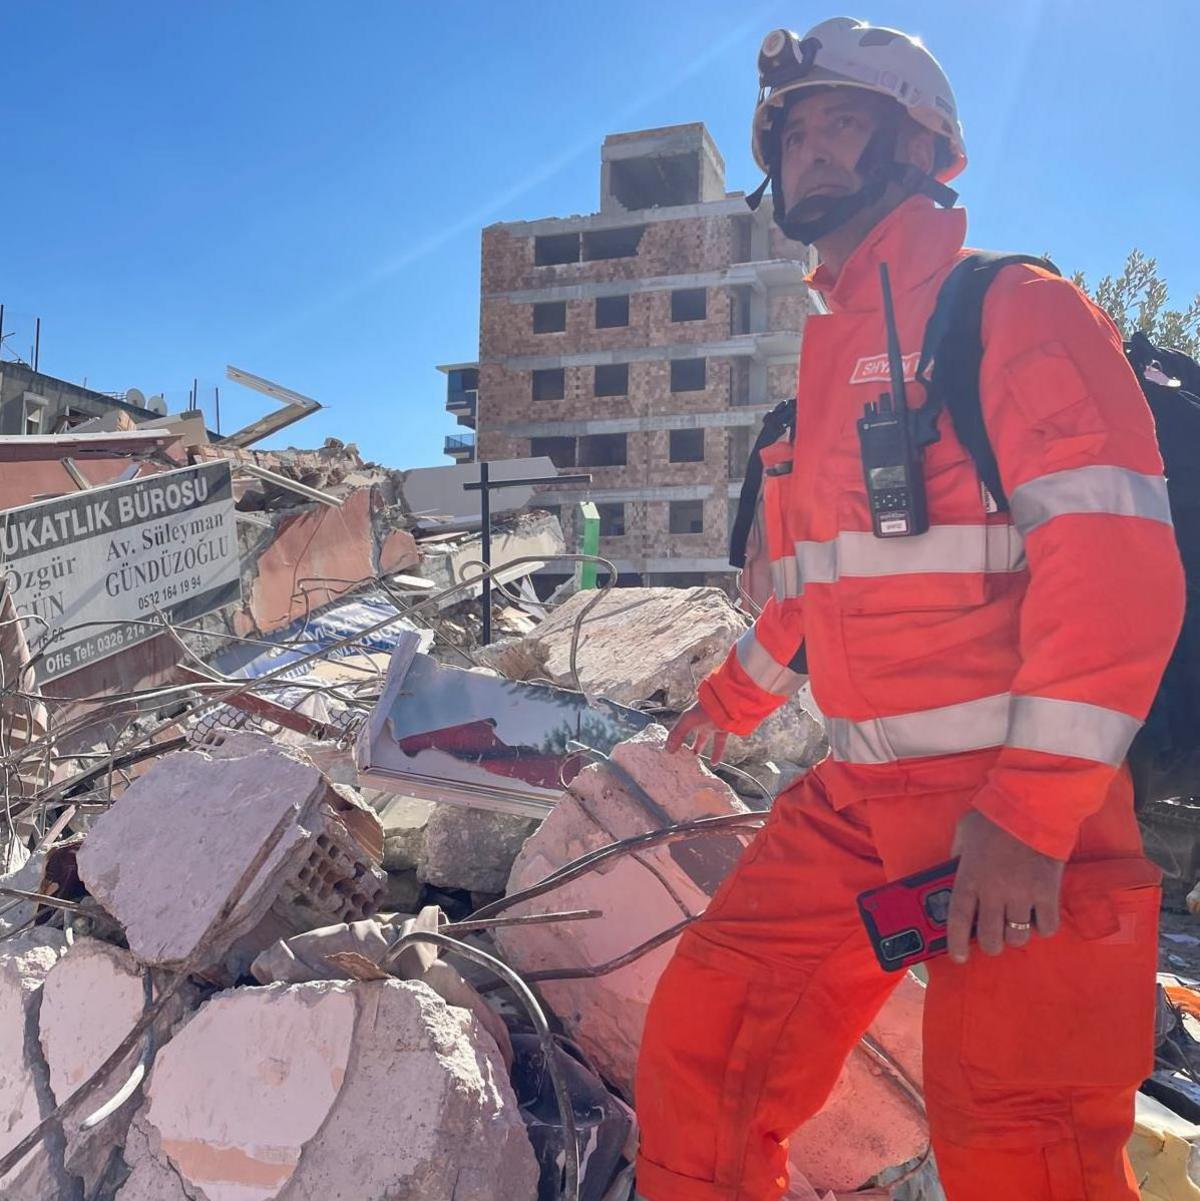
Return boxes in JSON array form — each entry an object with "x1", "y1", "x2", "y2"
[{"x1": 1071, "y1": 249, "x2": 1200, "y2": 359}]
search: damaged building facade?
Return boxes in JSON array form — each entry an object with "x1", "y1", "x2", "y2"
[{"x1": 446, "y1": 122, "x2": 814, "y2": 590}]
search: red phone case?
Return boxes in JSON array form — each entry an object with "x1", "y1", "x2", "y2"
[{"x1": 857, "y1": 859, "x2": 959, "y2": 972}]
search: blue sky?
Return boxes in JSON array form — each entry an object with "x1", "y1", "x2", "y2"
[{"x1": 4, "y1": 2, "x2": 1196, "y2": 468}]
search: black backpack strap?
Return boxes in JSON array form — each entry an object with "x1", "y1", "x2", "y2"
[
  {"x1": 915, "y1": 253, "x2": 1060, "y2": 512},
  {"x1": 729, "y1": 397, "x2": 795, "y2": 568}
]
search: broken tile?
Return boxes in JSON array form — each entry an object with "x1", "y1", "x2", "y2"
[{"x1": 117, "y1": 979, "x2": 538, "y2": 1201}]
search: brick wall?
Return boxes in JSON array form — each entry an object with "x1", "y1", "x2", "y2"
[{"x1": 482, "y1": 214, "x2": 739, "y2": 295}]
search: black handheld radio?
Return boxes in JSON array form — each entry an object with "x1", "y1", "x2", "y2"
[{"x1": 856, "y1": 263, "x2": 929, "y2": 538}]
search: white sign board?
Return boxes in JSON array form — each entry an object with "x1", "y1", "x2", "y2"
[{"x1": 0, "y1": 462, "x2": 241, "y2": 682}]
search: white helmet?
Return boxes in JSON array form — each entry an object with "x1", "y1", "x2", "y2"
[{"x1": 751, "y1": 17, "x2": 966, "y2": 182}]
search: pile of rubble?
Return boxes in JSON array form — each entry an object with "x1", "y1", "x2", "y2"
[{"x1": 5, "y1": 422, "x2": 1200, "y2": 1200}]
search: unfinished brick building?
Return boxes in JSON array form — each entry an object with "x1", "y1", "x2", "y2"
[{"x1": 450, "y1": 122, "x2": 813, "y2": 590}]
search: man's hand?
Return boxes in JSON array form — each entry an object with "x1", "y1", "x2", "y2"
[
  {"x1": 946, "y1": 809, "x2": 1064, "y2": 964},
  {"x1": 666, "y1": 702, "x2": 729, "y2": 764}
]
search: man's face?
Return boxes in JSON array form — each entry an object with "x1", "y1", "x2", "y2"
[{"x1": 777, "y1": 88, "x2": 886, "y2": 216}]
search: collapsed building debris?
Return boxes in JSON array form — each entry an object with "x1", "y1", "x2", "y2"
[{"x1": 0, "y1": 402, "x2": 1196, "y2": 1201}]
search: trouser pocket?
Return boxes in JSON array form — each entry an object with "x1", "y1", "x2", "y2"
[{"x1": 957, "y1": 857, "x2": 1161, "y2": 1090}]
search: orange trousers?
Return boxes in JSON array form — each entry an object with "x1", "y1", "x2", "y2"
[{"x1": 635, "y1": 768, "x2": 1161, "y2": 1201}]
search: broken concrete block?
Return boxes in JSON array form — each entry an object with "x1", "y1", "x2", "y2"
[
  {"x1": 382, "y1": 868, "x2": 422, "y2": 913},
  {"x1": 419, "y1": 803, "x2": 540, "y2": 895},
  {"x1": 724, "y1": 693, "x2": 828, "y2": 778},
  {"x1": 117, "y1": 979, "x2": 538, "y2": 1201},
  {"x1": 0, "y1": 848, "x2": 46, "y2": 935},
  {"x1": 1129, "y1": 1091, "x2": 1200, "y2": 1200},
  {"x1": 786, "y1": 974, "x2": 928, "y2": 1190},
  {"x1": 419, "y1": 511, "x2": 566, "y2": 610},
  {"x1": 495, "y1": 727, "x2": 927, "y2": 1193},
  {"x1": 77, "y1": 741, "x2": 386, "y2": 982},
  {"x1": 249, "y1": 916, "x2": 514, "y2": 1069},
  {"x1": 0, "y1": 929, "x2": 69, "y2": 1201},
  {"x1": 477, "y1": 586, "x2": 746, "y2": 709},
  {"x1": 494, "y1": 726, "x2": 751, "y2": 1094},
  {"x1": 37, "y1": 938, "x2": 196, "y2": 1198},
  {"x1": 377, "y1": 794, "x2": 435, "y2": 870}
]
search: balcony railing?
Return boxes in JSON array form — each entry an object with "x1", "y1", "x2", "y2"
[{"x1": 444, "y1": 433, "x2": 476, "y2": 459}]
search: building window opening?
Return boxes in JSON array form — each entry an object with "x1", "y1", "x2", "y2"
[
  {"x1": 670, "y1": 358, "x2": 706, "y2": 392},
  {"x1": 535, "y1": 232, "x2": 581, "y2": 266},
  {"x1": 671, "y1": 288, "x2": 707, "y2": 322},
  {"x1": 597, "y1": 502, "x2": 626, "y2": 537},
  {"x1": 669, "y1": 428, "x2": 705, "y2": 463},
  {"x1": 594, "y1": 363, "x2": 629, "y2": 397},
  {"x1": 579, "y1": 433, "x2": 627, "y2": 467},
  {"x1": 582, "y1": 226, "x2": 645, "y2": 261},
  {"x1": 532, "y1": 368, "x2": 565, "y2": 401},
  {"x1": 530, "y1": 436, "x2": 577, "y2": 468},
  {"x1": 595, "y1": 294, "x2": 630, "y2": 328},
  {"x1": 669, "y1": 499, "x2": 705, "y2": 534},
  {"x1": 533, "y1": 301, "x2": 567, "y2": 334},
  {"x1": 731, "y1": 216, "x2": 753, "y2": 264}
]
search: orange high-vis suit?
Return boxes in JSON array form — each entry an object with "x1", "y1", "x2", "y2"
[{"x1": 635, "y1": 196, "x2": 1186, "y2": 1201}]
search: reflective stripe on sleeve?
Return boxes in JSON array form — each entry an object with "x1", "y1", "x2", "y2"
[
  {"x1": 825, "y1": 692, "x2": 1140, "y2": 767},
  {"x1": 1007, "y1": 695, "x2": 1141, "y2": 767},
  {"x1": 1009, "y1": 465, "x2": 1172, "y2": 538},
  {"x1": 735, "y1": 628, "x2": 806, "y2": 696}
]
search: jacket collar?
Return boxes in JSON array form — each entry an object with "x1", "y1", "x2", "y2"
[{"x1": 806, "y1": 196, "x2": 968, "y2": 314}]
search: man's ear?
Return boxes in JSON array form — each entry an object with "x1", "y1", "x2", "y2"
[{"x1": 898, "y1": 121, "x2": 936, "y2": 176}]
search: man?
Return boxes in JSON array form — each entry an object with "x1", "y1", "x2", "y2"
[{"x1": 635, "y1": 17, "x2": 1184, "y2": 1201}]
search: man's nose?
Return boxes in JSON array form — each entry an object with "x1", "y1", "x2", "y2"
[{"x1": 793, "y1": 134, "x2": 834, "y2": 175}]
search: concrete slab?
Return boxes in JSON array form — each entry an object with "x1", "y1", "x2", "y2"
[
  {"x1": 118, "y1": 979, "x2": 537, "y2": 1201},
  {"x1": 477, "y1": 586, "x2": 745, "y2": 709},
  {"x1": 0, "y1": 930, "x2": 69, "y2": 1201}
]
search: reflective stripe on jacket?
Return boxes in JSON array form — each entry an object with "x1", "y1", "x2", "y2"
[{"x1": 699, "y1": 197, "x2": 1185, "y2": 859}]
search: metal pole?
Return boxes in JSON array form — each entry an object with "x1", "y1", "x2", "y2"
[
  {"x1": 0, "y1": 306, "x2": 5, "y2": 358},
  {"x1": 480, "y1": 460, "x2": 492, "y2": 646},
  {"x1": 214, "y1": 386, "x2": 221, "y2": 435},
  {"x1": 33, "y1": 318, "x2": 40, "y2": 372},
  {"x1": 191, "y1": 378, "x2": 198, "y2": 411}
]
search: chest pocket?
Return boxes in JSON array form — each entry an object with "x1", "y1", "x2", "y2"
[{"x1": 830, "y1": 435, "x2": 1021, "y2": 615}]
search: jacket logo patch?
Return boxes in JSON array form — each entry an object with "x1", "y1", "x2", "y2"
[{"x1": 850, "y1": 351, "x2": 919, "y2": 386}]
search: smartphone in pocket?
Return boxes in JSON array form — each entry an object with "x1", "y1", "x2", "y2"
[{"x1": 857, "y1": 859, "x2": 959, "y2": 972}]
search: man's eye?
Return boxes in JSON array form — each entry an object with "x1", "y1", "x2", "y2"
[
  {"x1": 784, "y1": 130, "x2": 803, "y2": 147},
  {"x1": 837, "y1": 114, "x2": 858, "y2": 130}
]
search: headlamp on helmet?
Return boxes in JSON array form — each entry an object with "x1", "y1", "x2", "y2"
[{"x1": 756, "y1": 29, "x2": 819, "y2": 92}]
